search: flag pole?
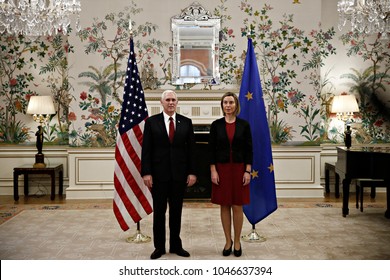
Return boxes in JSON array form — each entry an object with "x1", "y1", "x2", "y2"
[
  {"x1": 126, "y1": 222, "x2": 151, "y2": 243},
  {"x1": 241, "y1": 224, "x2": 266, "y2": 243},
  {"x1": 124, "y1": 25, "x2": 151, "y2": 244},
  {"x1": 113, "y1": 19, "x2": 153, "y2": 239},
  {"x1": 238, "y1": 37, "x2": 277, "y2": 243}
]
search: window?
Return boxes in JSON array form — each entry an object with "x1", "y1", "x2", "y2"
[{"x1": 180, "y1": 65, "x2": 201, "y2": 77}]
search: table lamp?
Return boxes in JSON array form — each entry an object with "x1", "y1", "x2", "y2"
[
  {"x1": 26, "y1": 95, "x2": 56, "y2": 168},
  {"x1": 330, "y1": 93, "x2": 359, "y2": 149}
]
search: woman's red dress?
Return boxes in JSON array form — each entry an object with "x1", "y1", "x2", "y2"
[{"x1": 211, "y1": 121, "x2": 250, "y2": 206}]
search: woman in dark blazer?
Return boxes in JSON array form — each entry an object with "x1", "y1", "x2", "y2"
[{"x1": 209, "y1": 92, "x2": 253, "y2": 257}]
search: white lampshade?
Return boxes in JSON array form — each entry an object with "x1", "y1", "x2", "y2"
[
  {"x1": 331, "y1": 94, "x2": 359, "y2": 114},
  {"x1": 27, "y1": 96, "x2": 56, "y2": 115}
]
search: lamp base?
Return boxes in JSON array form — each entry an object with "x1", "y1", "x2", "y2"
[
  {"x1": 344, "y1": 125, "x2": 352, "y2": 149},
  {"x1": 33, "y1": 154, "x2": 46, "y2": 168}
]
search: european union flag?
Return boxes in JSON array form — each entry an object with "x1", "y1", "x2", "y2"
[{"x1": 238, "y1": 38, "x2": 278, "y2": 225}]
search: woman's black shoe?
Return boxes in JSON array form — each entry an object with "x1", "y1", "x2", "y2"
[
  {"x1": 222, "y1": 241, "x2": 233, "y2": 256},
  {"x1": 234, "y1": 244, "x2": 242, "y2": 257}
]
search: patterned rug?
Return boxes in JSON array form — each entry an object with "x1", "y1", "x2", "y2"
[
  {"x1": 1, "y1": 205, "x2": 390, "y2": 260},
  {"x1": 0, "y1": 199, "x2": 386, "y2": 226},
  {"x1": 0, "y1": 202, "x2": 112, "y2": 225}
]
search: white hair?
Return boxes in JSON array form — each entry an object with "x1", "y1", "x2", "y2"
[{"x1": 161, "y1": 90, "x2": 177, "y2": 100}]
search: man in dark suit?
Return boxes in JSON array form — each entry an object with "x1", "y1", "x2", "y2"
[{"x1": 141, "y1": 90, "x2": 197, "y2": 259}]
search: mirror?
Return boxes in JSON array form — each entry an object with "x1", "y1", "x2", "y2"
[{"x1": 171, "y1": 2, "x2": 221, "y2": 85}]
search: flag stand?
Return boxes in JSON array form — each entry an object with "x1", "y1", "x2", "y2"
[
  {"x1": 126, "y1": 222, "x2": 151, "y2": 243},
  {"x1": 241, "y1": 224, "x2": 266, "y2": 243}
]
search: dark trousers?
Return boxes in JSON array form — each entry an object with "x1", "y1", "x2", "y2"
[{"x1": 152, "y1": 180, "x2": 185, "y2": 251}]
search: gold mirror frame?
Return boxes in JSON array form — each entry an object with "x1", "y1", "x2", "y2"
[{"x1": 171, "y1": 2, "x2": 221, "y2": 86}]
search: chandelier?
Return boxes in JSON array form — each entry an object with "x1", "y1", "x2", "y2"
[
  {"x1": 337, "y1": 0, "x2": 390, "y2": 37},
  {"x1": 0, "y1": 0, "x2": 81, "y2": 37}
]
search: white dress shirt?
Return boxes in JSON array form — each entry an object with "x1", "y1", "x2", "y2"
[{"x1": 163, "y1": 112, "x2": 176, "y2": 135}]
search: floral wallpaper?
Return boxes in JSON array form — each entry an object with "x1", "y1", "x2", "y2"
[
  {"x1": 339, "y1": 31, "x2": 390, "y2": 142},
  {"x1": 240, "y1": 2, "x2": 337, "y2": 143},
  {"x1": 0, "y1": 0, "x2": 389, "y2": 147},
  {"x1": 0, "y1": 34, "x2": 73, "y2": 144}
]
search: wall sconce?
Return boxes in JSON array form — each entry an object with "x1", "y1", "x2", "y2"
[
  {"x1": 26, "y1": 96, "x2": 56, "y2": 168},
  {"x1": 331, "y1": 93, "x2": 359, "y2": 149}
]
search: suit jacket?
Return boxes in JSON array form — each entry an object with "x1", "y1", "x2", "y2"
[
  {"x1": 209, "y1": 117, "x2": 253, "y2": 164},
  {"x1": 141, "y1": 112, "x2": 197, "y2": 183}
]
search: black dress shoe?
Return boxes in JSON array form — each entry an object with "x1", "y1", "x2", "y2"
[
  {"x1": 170, "y1": 248, "x2": 190, "y2": 257},
  {"x1": 150, "y1": 249, "x2": 166, "y2": 259},
  {"x1": 233, "y1": 244, "x2": 242, "y2": 257},
  {"x1": 222, "y1": 241, "x2": 233, "y2": 256}
]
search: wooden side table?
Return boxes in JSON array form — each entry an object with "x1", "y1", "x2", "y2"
[
  {"x1": 13, "y1": 164, "x2": 63, "y2": 201},
  {"x1": 325, "y1": 162, "x2": 340, "y2": 198}
]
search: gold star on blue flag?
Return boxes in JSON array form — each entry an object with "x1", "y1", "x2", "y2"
[{"x1": 238, "y1": 38, "x2": 278, "y2": 225}]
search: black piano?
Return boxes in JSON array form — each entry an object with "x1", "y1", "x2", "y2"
[{"x1": 335, "y1": 146, "x2": 390, "y2": 219}]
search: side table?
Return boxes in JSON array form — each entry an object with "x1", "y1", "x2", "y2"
[
  {"x1": 325, "y1": 162, "x2": 340, "y2": 198},
  {"x1": 13, "y1": 164, "x2": 64, "y2": 201}
]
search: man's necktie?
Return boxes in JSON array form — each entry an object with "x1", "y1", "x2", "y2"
[{"x1": 169, "y1": 117, "x2": 175, "y2": 143}]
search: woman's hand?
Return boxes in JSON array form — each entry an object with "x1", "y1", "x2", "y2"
[
  {"x1": 243, "y1": 172, "x2": 251, "y2": 186},
  {"x1": 211, "y1": 170, "x2": 219, "y2": 185}
]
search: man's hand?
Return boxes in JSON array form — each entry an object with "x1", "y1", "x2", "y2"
[
  {"x1": 143, "y1": 175, "x2": 153, "y2": 189},
  {"x1": 187, "y1": 174, "x2": 197, "y2": 187}
]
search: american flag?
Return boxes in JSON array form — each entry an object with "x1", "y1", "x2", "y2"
[{"x1": 113, "y1": 37, "x2": 152, "y2": 231}]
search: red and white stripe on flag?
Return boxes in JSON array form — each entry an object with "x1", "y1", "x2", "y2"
[
  {"x1": 113, "y1": 37, "x2": 152, "y2": 231},
  {"x1": 113, "y1": 121, "x2": 153, "y2": 231}
]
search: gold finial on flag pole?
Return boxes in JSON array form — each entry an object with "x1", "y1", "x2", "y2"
[{"x1": 129, "y1": 18, "x2": 133, "y2": 38}]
